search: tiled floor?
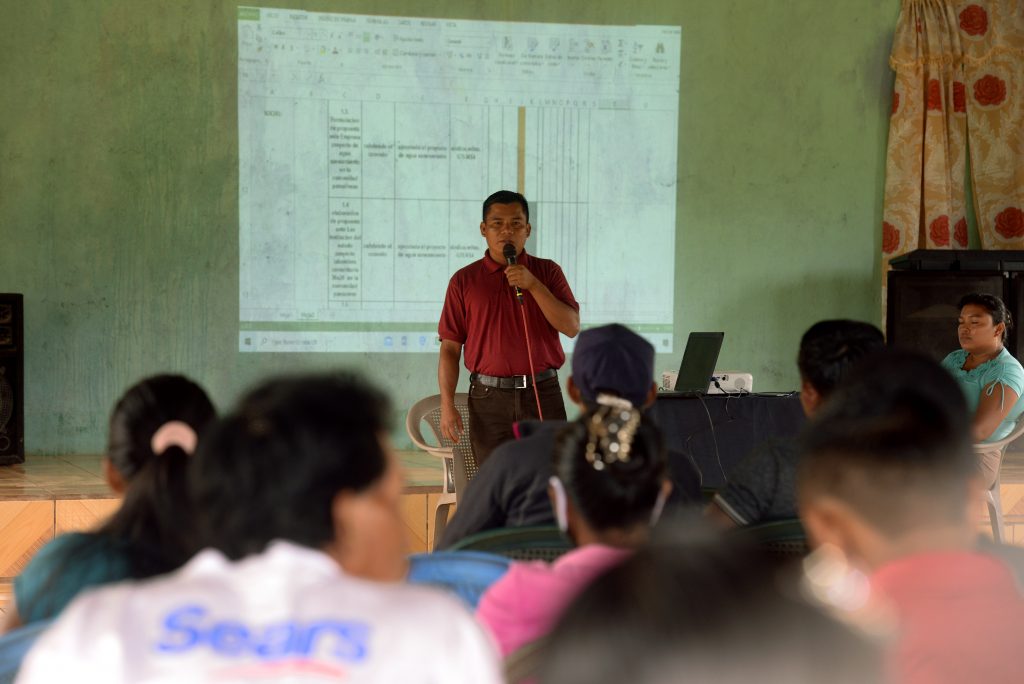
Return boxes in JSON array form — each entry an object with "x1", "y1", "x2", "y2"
[
  {"x1": 0, "y1": 451, "x2": 442, "y2": 499},
  {"x1": 0, "y1": 582, "x2": 11, "y2": 617},
  {"x1": 0, "y1": 455, "x2": 113, "y2": 501}
]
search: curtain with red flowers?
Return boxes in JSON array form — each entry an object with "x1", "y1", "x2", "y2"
[
  {"x1": 881, "y1": 0, "x2": 1024, "y2": 299},
  {"x1": 962, "y1": 2, "x2": 1024, "y2": 245}
]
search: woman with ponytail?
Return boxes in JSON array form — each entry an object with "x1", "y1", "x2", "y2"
[
  {"x1": 476, "y1": 404, "x2": 672, "y2": 657},
  {"x1": 2, "y1": 374, "x2": 215, "y2": 631}
]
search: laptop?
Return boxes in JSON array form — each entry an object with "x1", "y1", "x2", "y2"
[{"x1": 662, "y1": 332, "x2": 725, "y2": 396}]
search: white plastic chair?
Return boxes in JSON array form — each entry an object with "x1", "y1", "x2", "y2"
[
  {"x1": 974, "y1": 419, "x2": 1024, "y2": 542},
  {"x1": 406, "y1": 393, "x2": 479, "y2": 549}
]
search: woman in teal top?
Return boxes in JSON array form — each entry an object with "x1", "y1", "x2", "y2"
[
  {"x1": 941, "y1": 293, "x2": 1024, "y2": 488},
  {"x1": 1, "y1": 375, "x2": 216, "y2": 632}
]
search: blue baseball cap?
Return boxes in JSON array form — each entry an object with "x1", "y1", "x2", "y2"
[{"x1": 571, "y1": 324, "x2": 655, "y2": 407}]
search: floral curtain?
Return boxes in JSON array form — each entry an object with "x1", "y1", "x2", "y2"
[
  {"x1": 881, "y1": 0, "x2": 1023, "y2": 302},
  {"x1": 962, "y1": 2, "x2": 1024, "y2": 246}
]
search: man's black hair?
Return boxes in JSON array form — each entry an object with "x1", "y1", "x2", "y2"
[
  {"x1": 797, "y1": 320, "x2": 885, "y2": 397},
  {"x1": 798, "y1": 349, "x2": 975, "y2": 535},
  {"x1": 482, "y1": 190, "x2": 529, "y2": 223},
  {"x1": 191, "y1": 373, "x2": 392, "y2": 560}
]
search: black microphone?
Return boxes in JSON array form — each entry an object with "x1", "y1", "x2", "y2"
[{"x1": 503, "y1": 243, "x2": 524, "y2": 305}]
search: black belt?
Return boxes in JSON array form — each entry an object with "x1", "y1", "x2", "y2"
[{"x1": 471, "y1": 368, "x2": 558, "y2": 389}]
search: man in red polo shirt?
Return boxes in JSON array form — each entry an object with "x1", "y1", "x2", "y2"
[
  {"x1": 799, "y1": 350, "x2": 1024, "y2": 684},
  {"x1": 438, "y1": 190, "x2": 580, "y2": 463}
]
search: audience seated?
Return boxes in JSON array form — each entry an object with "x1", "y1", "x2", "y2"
[
  {"x1": 15, "y1": 374, "x2": 501, "y2": 683},
  {"x1": 476, "y1": 405, "x2": 671, "y2": 657},
  {"x1": 2, "y1": 374, "x2": 215, "y2": 634},
  {"x1": 707, "y1": 319, "x2": 883, "y2": 527},
  {"x1": 798, "y1": 349, "x2": 1024, "y2": 684},
  {"x1": 439, "y1": 323, "x2": 701, "y2": 548},
  {"x1": 536, "y1": 529, "x2": 883, "y2": 684},
  {"x1": 941, "y1": 292, "x2": 1024, "y2": 488}
]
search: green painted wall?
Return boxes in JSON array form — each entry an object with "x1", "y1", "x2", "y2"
[{"x1": 0, "y1": 1, "x2": 898, "y2": 454}]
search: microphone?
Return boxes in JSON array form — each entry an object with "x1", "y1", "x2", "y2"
[{"x1": 503, "y1": 243, "x2": 524, "y2": 304}]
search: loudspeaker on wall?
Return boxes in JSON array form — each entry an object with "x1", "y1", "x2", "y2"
[{"x1": 0, "y1": 294, "x2": 24, "y2": 465}]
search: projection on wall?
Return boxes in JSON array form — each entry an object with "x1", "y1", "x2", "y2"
[{"x1": 238, "y1": 7, "x2": 680, "y2": 353}]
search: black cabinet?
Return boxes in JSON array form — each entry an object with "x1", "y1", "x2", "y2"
[
  {"x1": 886, "y1": 250, "x2": 1024, "y2": 362},
  {"x1": 0, "y1": 293, "x2": 24, "y2": 465}
]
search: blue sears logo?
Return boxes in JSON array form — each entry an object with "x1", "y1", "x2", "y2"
[{"x1": 155, "y1": 605, "x2": 371, "y2": 662}]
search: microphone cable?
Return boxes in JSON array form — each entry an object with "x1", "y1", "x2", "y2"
[
  {"x1": 518, "y1": 293, "x2": 545, "y2": 421},
  {"x1": 504, "y1": 242, "x2": 544, "y2": 420}
]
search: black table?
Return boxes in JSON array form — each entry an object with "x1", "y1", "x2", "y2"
[{"x1": 650, "y1": 393, "x2": 806, "y2": 489}]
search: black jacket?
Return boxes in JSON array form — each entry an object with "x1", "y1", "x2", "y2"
[{"x1": 438, "y1": 419, "x2": 703, "y2": 549}]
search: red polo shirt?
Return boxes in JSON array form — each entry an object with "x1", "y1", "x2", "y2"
[
  {"x1": 871, "y1": 551, "x2": 1024, "y2": 684},
  {"x1": 439, "y1": 250, "x2": 578, "y2": 377}
]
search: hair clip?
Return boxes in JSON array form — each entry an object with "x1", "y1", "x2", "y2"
[
  {"x1": 151, "y1": 421, "x2": 198, "y2": 456},
  {"x1": 584, "y1": 405, "x2": 641, "y2": 471},
  {"x1": 595, "y1": 393, "x2": 634, "y2": 410}
]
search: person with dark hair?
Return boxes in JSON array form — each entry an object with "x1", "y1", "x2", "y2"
[
  {"x1": 438, "y1": 189, "x2": 580, "y2": 463},
  {"x1": 707, "y1": 319, "x2": 884, "y2": 527},
  {"x1": 2, "y1": 374, "x2": 215, "y2": 634},
  {"x1": 536, "y1": 532, "x2": 884, "y2": 684},
  {"x1": 438, "y1": 323, "x2": 701, "y2": 548},
  {"x1": 941, "y1": 292, "x2": 1024, "y2": 488},
  {"x1": 475, "y1": 405, "x2": 671, "y2": 657},
  {"x1": 798, "y1": 349, "x2": 1024, "y2": 684},
  {"x1": 16, "y1": 374, "x2": 501, "y2": 682}
]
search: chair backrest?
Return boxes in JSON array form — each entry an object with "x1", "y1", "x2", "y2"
[
  {"x1": 407, "y1": 550, "x2": 512, "y2": 608},
  {"x1": 0, "y1": 619, "x2": 54, "y2": 684},
  {"x1": 733, "y1": 518, "x2": 809, "y2": 560},
  {"x1": 974, "y1": 415, "x2": 1024, "y2": 454},
  {"x1": 972, "y1": 416, "x2": 1024, "y2": 503},
  {"x1": 449, "y1": 525, "x2": 574, "y2": 562},
  {"x1": 406, "y1": 393, "x2": 479, "y2": 497},
  {"x1": 505, "y1": 636, "x2": 551, "y2": 684}
]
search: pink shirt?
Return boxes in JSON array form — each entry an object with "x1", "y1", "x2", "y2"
[
  {"x1": 871, "y1": 551, "x2": 1024, "y2": 684},
  {"x1": 475, "y1": 544, "x2": 631, "y2": 656}
]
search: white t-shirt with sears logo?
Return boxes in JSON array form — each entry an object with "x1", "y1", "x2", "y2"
[{"x1": 16, "y1": 541, "x2": 502, "y2": 683}]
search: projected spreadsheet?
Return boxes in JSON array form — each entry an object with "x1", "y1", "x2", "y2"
[{"x1": 238, "y1": 7, "x2": 680, "y2": 353}]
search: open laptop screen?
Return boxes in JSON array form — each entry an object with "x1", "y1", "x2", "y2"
[{"x1": 674, "y1": 332, "x2": 725, "y2": 393}]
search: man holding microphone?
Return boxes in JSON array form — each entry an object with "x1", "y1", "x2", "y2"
[{"x1": 438, "y1": 190, "x2": 580, "y2": 463}]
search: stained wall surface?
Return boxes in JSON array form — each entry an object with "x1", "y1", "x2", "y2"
[{"x1": 0, "y1": 1, "x2": 897, "y2": 452}]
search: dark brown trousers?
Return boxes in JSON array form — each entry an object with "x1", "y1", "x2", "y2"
[{"x1": 468, "y1": 375, "x2": 567, "y2": 465}]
